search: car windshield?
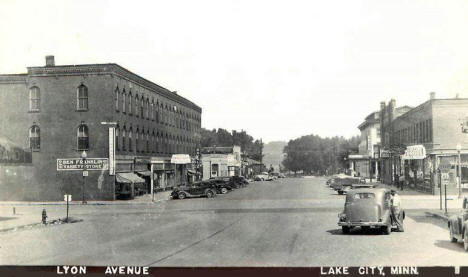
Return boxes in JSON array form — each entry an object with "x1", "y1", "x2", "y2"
[{"x1": 354, "y1": 193, "x2": 375, "y2": 199}]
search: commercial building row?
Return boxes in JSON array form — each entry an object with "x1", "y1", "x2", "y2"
[
  {"x1": 349, "y1": 92, "x2": 468, "y2": 195},
  {"x1": 0, "y1": 56, "x2": 202, "y2": 200}
]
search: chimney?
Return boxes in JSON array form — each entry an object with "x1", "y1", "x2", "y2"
[
  {"x1": 430, "y1": 92, "x2": 435, "y2": 100},
  {"x1": 45, "y1": 55, "x2": 55, "y2": 67},
  {"x1": 380, "y1": 101, "x2": 386, "y2": 111}
]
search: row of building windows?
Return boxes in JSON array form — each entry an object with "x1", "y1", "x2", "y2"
[
  {"x1": 29, "y1": 85, "x2": 89, "y2": 112},
  {"x1": 115, "y1": 125, "x2": 198, "y2": 155},
  {"x1": 28, "y1": 124, "x2": 89, "y2": 151},
  {"x1": 27, "y1": 124, "x2": 198, "y2": 155},
  {"x1": 114, "y1": 87, "x2": 201, "y2": 132},
  {"x1": 28, "y1": 85, "x2": 201, "y2": 133},
  {"x1": 393, "y1": 119, "x2": 433, "y2": 145}
]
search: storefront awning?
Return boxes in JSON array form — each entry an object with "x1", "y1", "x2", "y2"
[
  {"x1": 348, "y1": 155, "x2": 370, "y2": 160},
  {"x1": 116, "y1": 172, "x2": 145, "y2": 183},
  {"x1": 136, "y1": 171, "x2": 151, "y2": 177},
  {"x1": 187, "y1": 169, "x2": 197, "y2": 175}
]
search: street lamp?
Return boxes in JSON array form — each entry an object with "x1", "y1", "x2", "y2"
[
  {"x1": 457, "y1": 143, "x2": 462, "y2": 199},
  {"x1": 81, "y1": 150, "x2": 87, "y2": 204}
]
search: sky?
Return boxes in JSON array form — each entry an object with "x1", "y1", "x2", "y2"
[{"x1": 1, "y1": 0, "x2": 468, "y2": 143}]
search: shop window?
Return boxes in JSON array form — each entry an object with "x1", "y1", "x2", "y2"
[
  {"x1": 29, "y1": 125, "x2": 40, "y2": 150},
  {"x1": 77, "y1": 85, "x2": 88, "y2": 111},
  {"x1": 29, "y1": 86, "x2": 40, "y2": 112},
  {"x1": 77, "y1": 124, "x2": 89, "y2": 150}
]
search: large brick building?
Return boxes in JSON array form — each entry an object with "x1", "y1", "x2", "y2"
[
  {"x1": 379, "y1": 93, "x2": 468, "y2": 194},
  {"x1": 0, "y1": 56, "x2": 201, "y2": 200}
]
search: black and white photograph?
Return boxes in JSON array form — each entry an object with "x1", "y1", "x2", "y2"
[{"x1": 1, "y1": 0, "x2": 468, "y2": 275}]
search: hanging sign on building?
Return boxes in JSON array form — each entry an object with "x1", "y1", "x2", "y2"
[
  {"x1": 171, "y1": 154, "x2": 191, "y2": 164},
  {"x1": 108, "y1": 127, "x2": 115, "y2": 176},
  {"x1": 380, "y1": 150, "x2": 391, "y2": 158},
  {"x1": 57, "y1": 158, "x2": 109, "y2": 171},
  {"x1": 402, "y1": 145, "x2": 426, "y2": 160}
]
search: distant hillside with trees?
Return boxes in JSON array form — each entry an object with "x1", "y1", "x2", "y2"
[
  {"x1": 201, "y1": 128, "x2": 263, "y2": 161},
  {"x1": 282, "y1": 135, "x2": 359, "y2": 175}
]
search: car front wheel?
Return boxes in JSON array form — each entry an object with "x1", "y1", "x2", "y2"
[
  {"x1": 206, "y1": 190, "x2": 215, "y2": 198},
  {"x1": 220, "y1": 187, "x2": 228, "y2": 194},
  {"x1": 450, "y1": 226, "x2": 457, "y2": 242},
  {"x1": 178, "y1": 192, "x2": 187, "y2": 200},
  {"x1": 382, "y1": 225, "x2": 391, "y2": 235},
  {"x1": 342, "y1": 226, "x2": 350, "y2": 234}
]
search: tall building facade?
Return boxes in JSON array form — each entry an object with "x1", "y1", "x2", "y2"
[
  {"x1": 0, "y1": 56, "x2": 202, "y2": 200},
  {"x1": 348, "y1": 111, "x2": 381, "y2": 179},
  {"x1": 380, "y1": 93, "x2": 468, "y2": 194}
]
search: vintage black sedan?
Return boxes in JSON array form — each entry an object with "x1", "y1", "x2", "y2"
[
  {"x1": 338, "y1": 188, "x2": 405, "y2": 235},
  {"x1": 209, "y1": 178, "x2": 236, "y2": 194},
  {"x1": 448, "y1": 197, "x2": 468, "y2": 251},
  {"x1": 171, "y1": 181, "x2": 217, "y2": 199}
]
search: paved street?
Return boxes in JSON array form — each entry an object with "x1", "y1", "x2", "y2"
[{"x1": 0, "y1": 177, "x2": 467, "y2": 266}]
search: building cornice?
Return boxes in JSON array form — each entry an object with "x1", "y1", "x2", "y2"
[{"x1": 0, "y1": 74, "x2": 28, "y2": 84}]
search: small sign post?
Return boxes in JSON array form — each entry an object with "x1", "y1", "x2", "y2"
[{"x1": 64, "y1": 194, "x2": 72, "y2": 222}]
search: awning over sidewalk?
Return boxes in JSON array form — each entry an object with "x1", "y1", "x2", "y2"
[
  {"x1": 116, "y1": 173, "x2": 145, "y2": 183},
  {"x1": 136, "y1": 171, "x2": 151, "y2": 177}
]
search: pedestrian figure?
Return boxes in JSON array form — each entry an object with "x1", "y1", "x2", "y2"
[{"x1": 390, "y1": 190, "x2": 404, "y2": 232}]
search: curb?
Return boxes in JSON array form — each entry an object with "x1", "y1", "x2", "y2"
[
  {"x1": 0, "y1": 198, "x2": 169, "y2": 206},
  {"x1": 425, "y1": 211, "x2": 450, "y2": 221}
]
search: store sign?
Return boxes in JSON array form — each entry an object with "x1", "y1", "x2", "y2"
[
  {"x1": 57, "y1": 158, "x2": 109, "y2": 171},
  {"x1": 171, "y1": 154, "x2": 191, "y2": 164},
  {"x1": 380, "y1": 150, "x2": 391, "y2": 158},
  {"x1": 109, "y1": 127, "x2": 115, "y2": 176},
  {"x1": 402, "y1": 145, "x2": 426, "y2": 160}
]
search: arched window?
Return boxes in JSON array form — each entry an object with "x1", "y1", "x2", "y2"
[
  {"x1": 146, "y1": 131, "x2": 150, "y2": 153},
  {"x1": 135, "y1": 95, "x2": 139, "y2": 117},
  {"x1": 128, "y1": 128, "x2": 133, "y2": 152},
  {"x1": 146, "y1": 98, "x2": 150, "y2": 119},
  {"x1": 128, "y1": 92, "x2": 133, "y2": 114},
  {"x1": 136, "y1": 128, "x2": 140, "y2": 152},
  {"x1": 29, "y1": 125, "x2": 40, "y2": 150},
  {"x1": 29, "y1": 87, "x2": 40, "y2": 112},
  {"x1": 77, "y1": 85, "x2": 88, "y2": 111},
  {"x1": 122, "y1": 127, "x2": 126, "y2": 151},
  {"x1": 77, "y1": 124, "x2": 89, "y2": 150},
  {"x1": 122, "y1": 90, "x2": 126, "y2": 113},
  {"x1": 140, "y1": 97, "x2": 144, "y2": 118},
  {"x1": 115, "y1": 87, "x2": 120, "y2": 111}
]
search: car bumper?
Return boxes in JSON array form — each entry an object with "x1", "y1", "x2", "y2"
[{"x1": 338, "y1": 222, "x2": 387, "y2": 227}]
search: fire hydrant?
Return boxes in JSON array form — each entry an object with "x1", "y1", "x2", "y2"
[{"x1": 42, "y1": 209, "x2": 47, "y2": 224}]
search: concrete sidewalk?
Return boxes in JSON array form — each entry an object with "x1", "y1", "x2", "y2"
[
  {"x1": 0, "y1": 191, "x2": 172, "y2": 206},
  {"x1": 0, "y1": 191, "x2": 171, "y2": 232}
]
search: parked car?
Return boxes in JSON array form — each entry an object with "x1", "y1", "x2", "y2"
[
  {"x1": 209, "y1": 178, "x2": 236, "y2": 194},
  {"x1": 448, "y1": 197, "x2": 468, "y2": 250},
  {"x1": 171, "y1": 181, "x2": 217, "y2": 199},
  {"x1": 341, "y1": 183, "x2": 377, "y2": 194},
  {"x1": 231, "y1": 176, "x2": 249, "y2": 187},
  {"x1": 331, "y1": 177, "x2": 362, "y2": 194},
  {"x1": 338, "y1": 188, "x2": 405, "y2": 235},
  {"x1": 254, "y1": 173, "x2": 269, "y2": 181}
]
